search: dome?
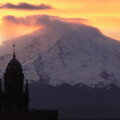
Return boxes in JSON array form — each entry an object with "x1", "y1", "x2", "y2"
[{"x1": 5, "y1": 57, "x2": 23, "y2": 73}]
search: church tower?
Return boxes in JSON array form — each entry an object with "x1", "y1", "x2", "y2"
[{"x1": 2, "y1": 44, "x2": 29, "y2": 112}]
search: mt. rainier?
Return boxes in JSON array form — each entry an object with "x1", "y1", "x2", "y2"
[{"x1": 0, "y1": 16, "x2": 120, "y2": 86}]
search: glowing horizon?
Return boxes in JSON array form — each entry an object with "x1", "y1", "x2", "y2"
[{"x1": 0, "y1": 0, "x2": 119, "y2": 42}]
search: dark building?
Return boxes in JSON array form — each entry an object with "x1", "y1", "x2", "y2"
[
  {"x1": 1, "y1": 48, "x2": 29, "y2": 112},
  {"x1": 0, "y1": 45, "x2": 58, "y2": 120}
]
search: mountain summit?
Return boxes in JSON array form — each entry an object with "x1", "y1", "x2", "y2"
[{"x1": 0, "y1": 16, "x2": 120, "y2": 86}]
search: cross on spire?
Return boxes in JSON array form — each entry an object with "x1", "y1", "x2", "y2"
[{"x1": 13, "y1": 42, "x2": 16, "y2": 58}]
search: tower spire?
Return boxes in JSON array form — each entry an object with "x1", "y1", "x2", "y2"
[{"x1": 13, "y1": 42, "x2": 16, "y2": 58}]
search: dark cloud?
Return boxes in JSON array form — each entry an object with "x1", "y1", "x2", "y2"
[
  {"x1": 0, "y1": 2, "x2": 53, "y2": 10},
  {"x1": 2, "y1": 16, "x2": 20, "y2": 24}
]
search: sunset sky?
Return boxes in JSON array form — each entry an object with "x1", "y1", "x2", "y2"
[{"x1": 0, "y1": 0, "x2": 120, "y2": 43}]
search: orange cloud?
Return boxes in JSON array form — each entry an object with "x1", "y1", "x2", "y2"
[
  {"x1": 0, "y1": 16, "x2": 42, "y2": 40},
  {"x1": 0, "y1": 15, "x2": 90, "y2": 41},
  {"x1": 0, "y1": 0, "x2": 120, "y2": 40}
]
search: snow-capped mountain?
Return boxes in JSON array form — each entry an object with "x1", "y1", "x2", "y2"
[{"x1": 0, "y1": 18, "x2": 120, "y2": 86}]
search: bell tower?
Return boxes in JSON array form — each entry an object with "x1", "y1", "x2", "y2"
[{"x1": 2, "y1": 43, "x2": 29, "y2": 112}]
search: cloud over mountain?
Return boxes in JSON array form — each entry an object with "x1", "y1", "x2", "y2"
[
  {"x1": 2, "y1": 15, "x2": 88, "y2": 27},
  {"x1": 0, "y1": 3, "x2": 53, "y2": 10},
  {"x1": 0, "y1": 15, "x2": 120, "y2": 86},
  {"x1": 1, "y1": 15, "x2": 88, "y2": 40}
]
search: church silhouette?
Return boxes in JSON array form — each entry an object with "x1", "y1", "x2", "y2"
[{"x1": 0, "y1": 44, "x2": 58, "y2": 120}]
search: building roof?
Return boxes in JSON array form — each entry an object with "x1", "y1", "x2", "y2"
[{"x1": 5, "y1": 57, "x2": 23, "y2": 73}]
